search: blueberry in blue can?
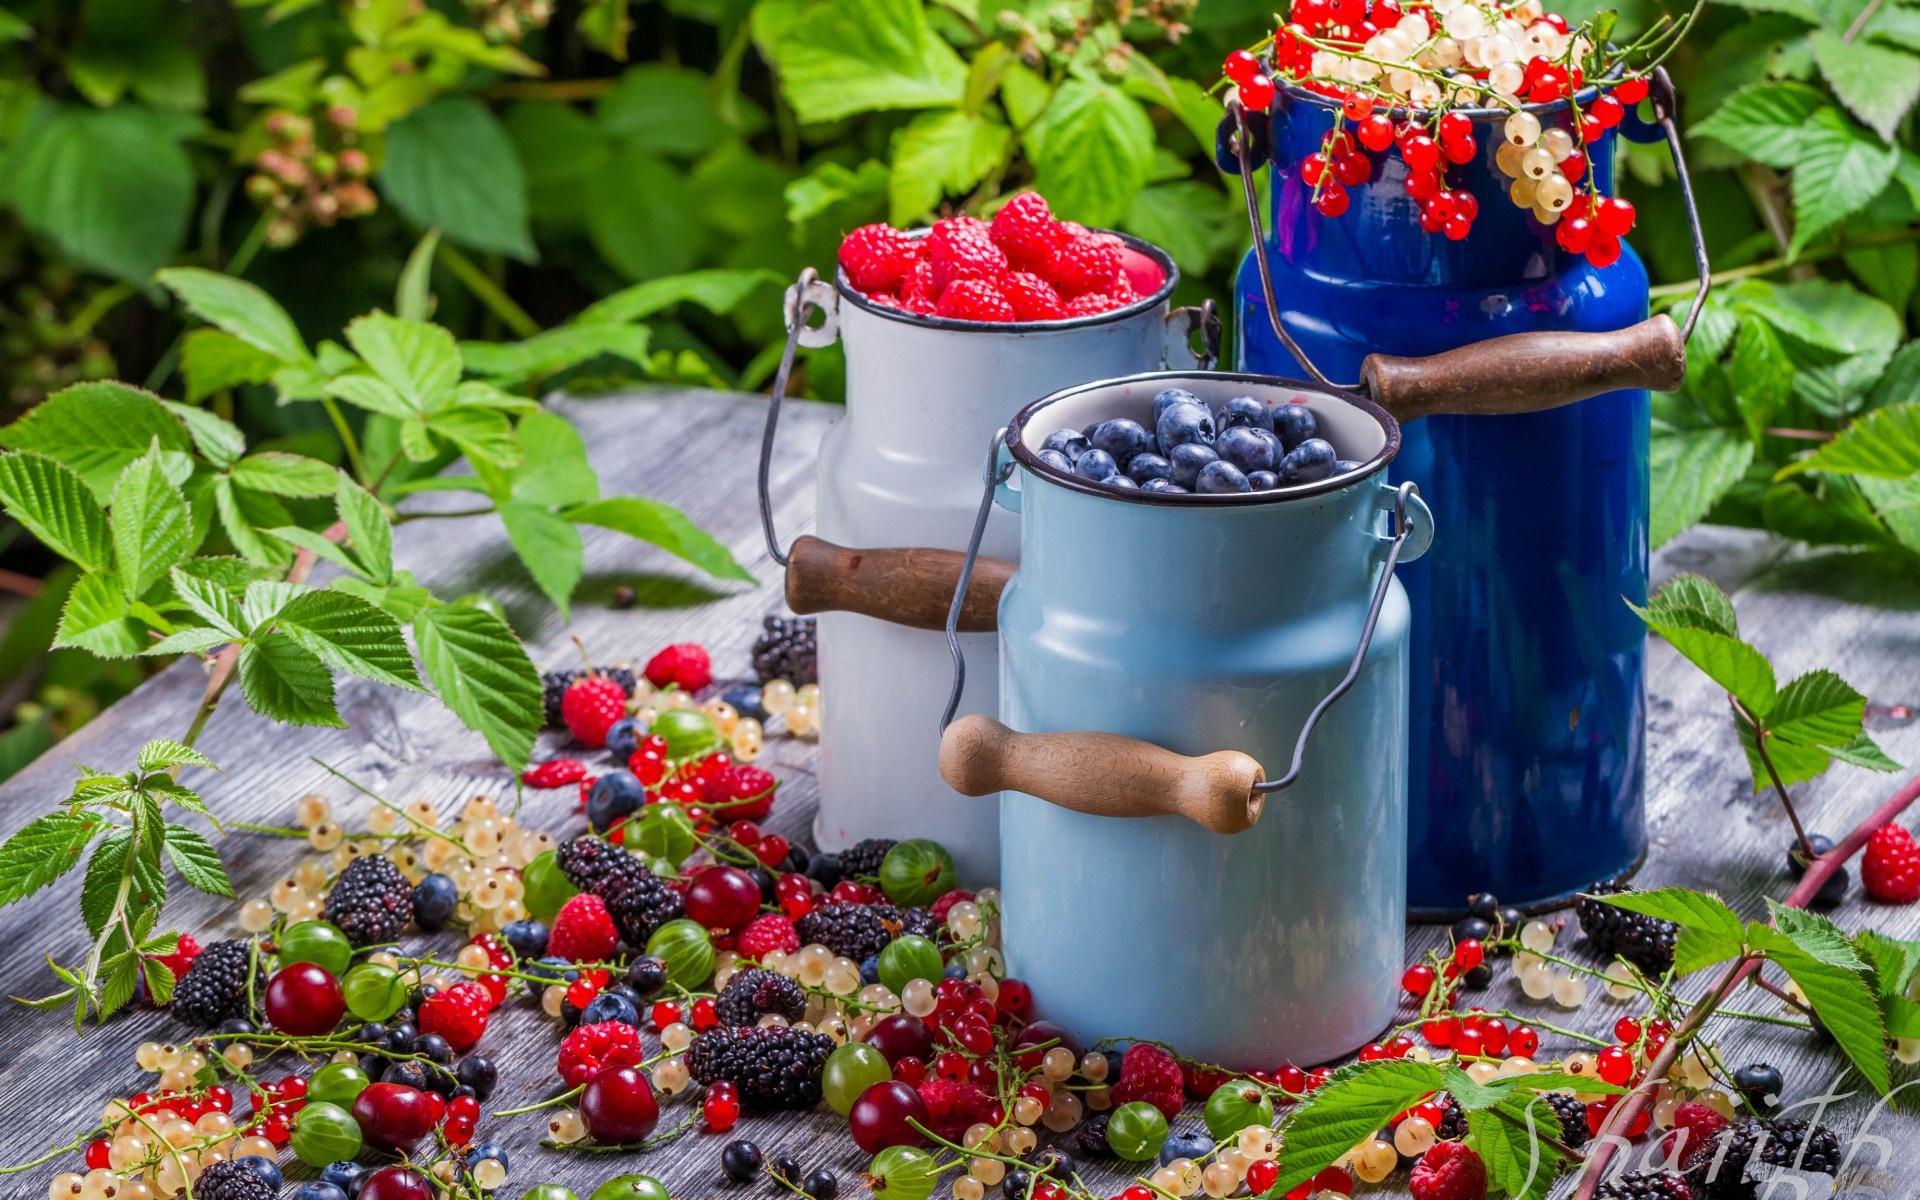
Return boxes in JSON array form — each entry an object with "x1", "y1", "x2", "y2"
[
  {"x1": 1156, "y1": 402, "x2": 1216, "y2": 451},
  {"x1": 1168, "y1": 442, "x2": 1218, "y2": 490},
  {"x1": 1216, "y1": 395, "x2": 1273, "y2": 432},
  {"x1": 1040, "y1": 428, "x2": 1090, "y2": 462},
  {"x1": 1247, "y1": 470, "x2": 1279, "y2": 490},
  {"x1": 1275, "y1": 437, "x2": 1337, "y2": 485},
  {"x1": 1074, "y1": 449, "x2": 1118, "y2": 482},
  {"x1": 586, "y1": 770, "x2": 645, "y2": 832},
  {"x1": 1272, "y1": 402, "x2": 1319, "y2": 450},
  {"x1": 1108, "y1": 475, "x2": 1139, "y2": 488},
  {"x1": 1038, "y1": 448, "x2": 1073, "y2": 473},
  {"x1": 1089, "y1": 418, "x2": 1154, "y2": 468},
  {"x1": 1141, "y1": 478, "x2": 1187, "y2": 493},
  {"x1": 1126, "y1": 452, "x2": 1172, "y2": 484},
  {"x1": 1151, "y1": 387, "x2": 1202, "y2": 424},
  {"x1": 1196, "y1": 461, "x2": 1251, "y2": 493},
  {"x1": 1216, "y1": 426, "x2": 1281, "y2": 474}
]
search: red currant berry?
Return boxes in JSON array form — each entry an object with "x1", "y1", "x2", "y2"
[
  {"x1": 1580, "y1": 114, "x2": 1605, "y2": 142},
  {"x1": 1409, "y1": 1100, "x2": 1445, "y2": 1126},
  {"x1": 1241, "y1": 74, "x2": 1277, "y2": 111},
  {"x1": 1590, "y1": 94, "x2": 1625, "y2": 128},
  {"x1": 650, "y1": 1000, "x2": 682, "y2": 1029},
  {"x1": 1402, "y1": 134, "x2": 1439, "y2": 172},
  {"x1": 753, "y1": 834, "x2": 790, "y2": 867},
  {"x1": 1357, "y1": 114, "x2": 1395, "y2": 151},
  {"x1": 703, "y1": 1080, "x2": 741, "y2": 1131},
  {"x1": 1313, "y1": 182, "x2": 1350, "y2": 217},
  {"x1": 955, "y1": 1019, "x2": 995, "y2": 1056},
  {"x1": 933, "y1": 1051, "x2": 970, "y2": 1081},
  {"x1": 1437, "y1": 112, "x2": 1471, "y2": 145},
  {"x1": 995, "y1": 977, "x2": 1033, "y2": 1016},
  {"x1": 1332, "y1": 0, "x2": 1365, "y2": 24},
  {"x1": 1373, "y1": 0, "x2": 1403, "y2": 22},
  {"x1": 1247, "y1": 1162, "x2": 1280, "y2": 1194},
  {"x1": 1586, "y1": 233, "x2": 1623, "y2": 268},
  {"x1": 1479, "y1": 1017, "x2": 1509, "y2": 1056},
  {"x1": 1357, "y1": 1042, "x2": 1388, "y2": 1061},
  {"x1": 1385, "y1": 1034, "x2": 1417, "y2": 1058},
  {"x1": 1401, "y1": 963, "x2": 1437, "y2": 996},
  {"x1": 1307, "y1": 1066, "x2": 1334, "y2": 1090},
  {"x1": 1615, "y1": 1016, "x2": 1643, "y2": 1044},
  {"x1": 1444, "y1": 133, "x2": 1477, "y2": 164},
  {"x1": 1556, "y1": 215, "x2": 1594, "y2": 254},
  {"x1": 780, "y1": 892, "x2": 815, "y2": 919},
  {"x1": 1276, "y1": 1064, "x2": 1309, "y2": 1095},
  {"x1": 1454, "y1": 1027, "x2": 1486, "y2": 1058},
  {"x1": 1454, "y1": 939, "x2": 1485, "y2": 971},
  {"x1": 205, "y1": 1086, "x2": 233, "y2": 1113},
  {"x1": 1422, "y1": 1016, "x2": 1458, "y2": 1047},
  {"x1": 1224, "y1": 50, "x2": 1260, "y2": 84},
  {"x1": 1595, "y1": 196, "x2": 1635, "y2": 236},
  {"x1": 1617, "y1": 76, "x2": 1649, "y2": 104},
  {"x1": 893, "y1": 1056, "x2": 927, "y2": 1084},
  {"x1": 444, "y1": 1117, "x2": 474, "y2": 1146},
  {"x1": 1301, "y1": 153, "x2": 1329, "y2": 186},
  {"x1": 1595, "y1": 1045, "x2": 1635, "y2": 1086},
  {"x1": 1428, "y1": 192, "x2": 1457, "y2": 223},
  {"x1": 1450, "y1": 191, "x2": 1478, "y2": 221},
  {"x1": 630, "y1": 750, "x2": 666, "y2": 785},
  {"x1": 1334, "y1": 152, "x2": 1370, "y2": 187},
  {"x1": 85, "y1": 1140, "x2": 111, "y2": 1170},
  {"x1": 1342, "y1": 93, "x2": 1374, "y2": 121},
  {"x1": 1508, "y1": 1025, "x2": 1540, "y2": 1058}
]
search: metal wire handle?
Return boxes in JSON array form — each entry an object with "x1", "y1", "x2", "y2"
[
  {"x1": 1647, "y1": 67, "x2": 1711, "y2": 343},
  {"x1": 1228, "y1": 98, "x2": 1343, "y2": 389},
  {"x1": 757, "y1": 268, "x2": 836, "y2": 567},
  {"x1": 940, "y1": 435, "x2": 1017, "y2": 733}
]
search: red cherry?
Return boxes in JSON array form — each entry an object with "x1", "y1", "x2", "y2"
[
  {"x1": 849, "y1": 1080, "x2": 931, "y2": 1153},
  {"x1": 683, "y1": 865, "x2": 761, "y2": 933},
  {"x1": 351, "y1": 1083, "x2": 437, "y2": 1151},
  {"x1": 1241, "y1": 74, "x2": 1277, "y2": 111},
  {"x1": 1401, "y1": 964, "x2": 1437, "y2": 996},
  {"x1": 1224, "y1": 50, "x2": 1260, "y2": 84},
  {"x1": 703, "y1": 1079, "x2": 741, "y2": 1131},
  {"x1": 863, "y1": 1014, "x2": 935, "y2": 1064},
  {"x1": 264, "y1": 963, "x2": 345, "y2": 1036},
  {"x1": 581, "y1": 1065, "x2": 661, "y2": 1144},
  {"x1": 359, "y1": 1167, "x2": 436, "y2": 1200},
  {"x1": 1314, "y1": 182, "x2": 1350, "y2": 217},
  {"x1": 1309, "y1": 1166, "x2": 1354, "y2": 1196}
]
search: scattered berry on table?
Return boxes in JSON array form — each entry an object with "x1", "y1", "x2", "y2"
[
  {"x1": 836, "y1": 837, "x2": 896, "y2": 882},
  {"x1": 1575, "y1": 883, "x2": 1678, "y2": 975},
  {"x1": 644, "y1": 642, "x2": 712, "y2": 692},
  {"x1": 736, "y1": 912, "x2": 801, "y2": 959},
  {"x1": 714, "y1": 967, "x2": 807, "y2": 1027},
  {"x1": 600, "y1": 861, "x2": 687, "y2": 947},
  {"x1": 685, "y1": 1025, "x2": 836, "y2": 1109},
  {"x1": 417, "y1": 982, "x2": 492, "y2": 1052},
  {"x1": 1409, "y1": 1138, "x2": 1487, "y2": 1200},
  {"x1": 195, "y1": 1158, "x2": 277, "y2": 1200},
  {"x1": 794, "y1": 902, "x2": 936, "y2": 962},
  {"x1": 1592, "y1": 1172, "x2": 1693, "y2": 1200},
  {"x1": 1862, "y1": 823, "x2": 1920, "y2": 903},
  {"x1": 324, "y1": 856, "x2": 414, "y2": 947},
  {"x1": 751, "y1": 615, "x2": 818, "y2": 686},
  {"x1": 547, "y1": 893, "x2": 620, "y2": 962},
  {"x1": 1109, "y1": 1044, "x2": 1185, "y2": 1121},
  {"x1": 541, "y1": 666, "x2": 636, "y2": 727},
  {"x1": 558, "y1": 1021, "x2": 648, "y2": 1087},
  {"x1": 171, "y1": 938, "x2": 256, "y2": 1027},
  {"x1": 562, "y1": 672, "x2": 629, "y2": 748}
]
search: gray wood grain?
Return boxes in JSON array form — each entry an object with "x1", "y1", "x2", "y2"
[{"x1": 0, "y1": 391, "x2": 1915, "y2": 1200}]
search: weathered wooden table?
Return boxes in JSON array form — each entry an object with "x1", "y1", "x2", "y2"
[{"x1": 1, "y1": 392, "x2": 1917, "y2": 1199}]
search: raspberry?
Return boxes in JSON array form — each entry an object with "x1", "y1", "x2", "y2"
[
  {"x1": 713, "y1": 765, "x2": 778, "y2": 822},
  {"x1": 737, "y1": 914, "x2": 800, "y2": 959},
  {"x1": 548, "y1": 893, "x2": 619, "y2": 962},
  {"x1": 936, "y1": 279, "x2": 1015, "y2": 323},
  {"x1": 562, "y1": 674, "x2": 628, "y2": 748},
  {"x1": 989, "y1": 192, "x2": 1060, "y2": 271},
  {"x1": 558, "y1": 1020, "x2": 647, "y2": 1086},
  {"x1": 838, "y1": 224, "x2": 918, "y2": 295},
  {"x1": 929, "y1": 889, "x2": 975, "y2": 923},
  {"x1": 916, "y1": 1078, "x2": 997, "y2": 1139},
  {"x1": 418, "y1": 982, "x2": 492, "y2": 1052},
  {"x1": 900, "y1": 260, "x2": 939, "y2": 312},
  {"x1": 1063, "y1": 293, "x2": 1117, "y2": 317},
  {"x1": 1106, "y1": 267, "x2": 1138, "y2": 303},
  {"x1": 150, "y1": 933, "x2": 201, "y2": 990},
  {"x1": 929, "y1": 235, "x2": 1007, "y2": 291},
  {"x1": 1109, "y1": 1043, "x2": 1184, "y2": 1120},
  {"x1": 924, "y1": 215, "x2": 990, "y2": 260},
  {"x1": 644, "y1": 643, "x2": 712, "y2": 693},
  {"x1": 1046, "y1": 231, "x2": 1123, "y2": 296},
  {"x1": 1001, "y1": 271, "x2": 1065, "y2": 321},
  {"x1": 1410, "y1": 1139, "x2": 1488, "y2": 1200},
  {"x1": 1863, "y1": 823, "x2": 1920, "y2": 903},
  {"x1": 523, "y1": 757, "x2": 589, "y2": 788}
]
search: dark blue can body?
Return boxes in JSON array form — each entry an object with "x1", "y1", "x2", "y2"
[{"x1": 1227, "y1": 90, "x2": 1649, "y2": 912}]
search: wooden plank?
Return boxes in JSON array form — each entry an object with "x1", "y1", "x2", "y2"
[{"x1": 0, "y1": 393, "x2": 1914, "y2": 1200}]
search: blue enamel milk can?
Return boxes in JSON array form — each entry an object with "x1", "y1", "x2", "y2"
[{"x1": 1218, "y1": 71, "x2": 1710, "y2": 912}]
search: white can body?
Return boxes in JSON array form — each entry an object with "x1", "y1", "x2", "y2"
[{"x1": 810, "y1": 248, "x2": 1195, "y2": 882}]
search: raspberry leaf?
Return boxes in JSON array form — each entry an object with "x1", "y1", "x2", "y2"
[
  {"x1": 1751, "y1": 911, "x2": 1891, "y2": 1094},
  {"x1": 272, "y1": 588, "x2": 424, "y2": 691},
  {"x1": 0, "y1": 452, "x2": 111, "y2": 574},
  {"x1": 161, "y1": 825, "x2": 232, "y2": 899},
  {"x1": 336, "y1": 477, "x2": 394, "y2": 584},
  {"x1": 380, "y1": 96, "x2": 536, "y2": 261},
  {"x1": 135, "y1": 739, "x2": 215, "y2": 773},
  {"x1": 568, "y1": 496, "x2": 755, "y2": 583},
  {"x1": 111, "y1": 448, "x2": 194, "y2": 599},
  {"x1": 238, "y1": 632, "x2": 346, "y2": 728},
  {"x1": 499, "y1": 501, "x2": 585, "y2": 619},
  {"x1": 766, "y1": 0, "x2": 967, "y2": 124},
  {"x1": 0, "y1": 811, "x2": 106, "y2": 907},
  {"x1": 228, "y1": 452, "x2": 340, "y2": 498},
  {"x1": 155, "y1": 268, "x2": 311, "y2": 366},
  {"x1": 1274, "y1": 1059, "x2": 1443, "y2": 1192},
  {"x1": 414, "y1": 602, "x2": 541, "y2": 770},
  {"x1": 1466, "y1": 1099, "x2": 1568, "y2": 1200},
  {"x1": 1026, "y1": 80, "x2": 1156, "y2": 228},
  {"x1": 54, "y1": 572, "x2": 146, "y2": 658}
]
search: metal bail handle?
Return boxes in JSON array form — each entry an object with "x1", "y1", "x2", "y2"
[
  {"x1": 1167, "y1": 299, "x2": 1223, "y2": 370},
  {"x1": 757, "y1": 268, "x2": 839, "y2": 567},
  {"x1": 940, "y1": 431, "x2": 1017, "y2": 733}
]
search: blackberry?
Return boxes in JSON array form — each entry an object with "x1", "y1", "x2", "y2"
[
  {"x1": 685, "y1": 1025, "x2": 834, "y2": 1109},
  {"x1": 837, "y1": 837, "x2": 896, "y2": 881},
  {"x1": 325, "y1": 855, "x2": 415, "y2": 947},
  {"x1": 541, "y1": 666, "x2": 637, "y2": 727},
  {"x1": 1755, "y1": 1117, "x2": 1840, "y2": 1175},
  {"x1": 715, "y1": 968, "x2": 806, "y2": 1027},
  {"x1": 751, "y1": 616, "x2": 817, "y2": 686},
  {"x1": 556, "y1": 835, "x2": 643, "y2": 897},
  {"x1": 1575, "y1": 883, "x2": 1678, "y2": 976},
  {"x1": 1595, "y1": 1172, "x2": 1693, "y2": 1200},
  {"x1": 795, "y1": 903, "x2": 933, "y2": 961},
  {"x1": 1436, "y1": 1094, "x2": 1467, "y2": 1140},
  {"x1": 1683, "y1": 1117, "x2": 1838, "y2": 1199},
  {"x1": 601, "y1": 864, "x2": 685, "y2": 948},
  {"x1": 171, "y1": 939, "x2": 255, "y2": 1027},
  {"x1": 195, "y1": 1159, "x2": 275, "y2": 1200},
  {"x1": 1545, "y1": 1093, "x2": 1591, "y2": 1149}
]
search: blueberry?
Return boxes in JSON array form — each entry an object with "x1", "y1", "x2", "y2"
[
  {"x1": 627, "y1": 954, "x2": 669, "y2": 998},
  {"x1": 1787, "y1": 833, "x2": 1835, "y2": 876},
  {"x1": 411, "y1": 1031, "x2": 454, "y2": 1063},
  {"x1": 468, "y1": 1143, "x2": 511, "y2": 1172},
  {"x1": 1275, "y1": 437, "x2": 1337, "y2": 485},
  {"x1": 1216, "y1": 426, "x2": 1281, "y2": 474},
  {"x1": 722, "y1": 1139, "x2": 766, "y2": 1184},
  {"x1": 456, "y1": 1054, "x2": 498, "y2": 1100},
  {"x1": 1466, "y1": 893, "x2": 1501, "y2": 919},
  {"x1": 1038, "y1": 448, "x2": 1073, "y2": 473},
  {"x1": 806, "y1": 851, "x2": 843, "y2": 888},
  {"x1": 1041, "y1": 428, "x2": 1091, "y2": 462},
  {"x1": 1160, "y1": 1128, "x2": 1213, "y2": 1165},
  {"x1": 1732, "y1": 1062, "x2": 1784, "y2": 1112},
  {"x1": 586, "y1": 770, "x2": 645, "y2": 832},
  {"x1": 1335, "y1": 459, "x2": 1364, "y2": 475},
  {"x1": 527, "y1": 955, "x2": 571, "y2": 983},
  {"x1": 1073, "y1": 448, "x2": 1118, "y2": 481},
  {"x1": 1168, "y1": 442, "x2": 1218, "y2": 489},
  {"x1": 321, "y1": 1162, "x2": 366, "y2": 1192},
  {"x1": 236, "y1": 1155, "x2": 283, "y2": 1190},
  {"x1": 1247, "y1": 470, "x2": 1279, "y2": 490},
  {"x1": 1156, "y1": 402, "x2": 1216, "y2": 451},
  {"x1": 782, "y1": 846, "x2": 810, "y2": 874},
  {"x1": 1141, "y1": 478, "x2": 1187, "y2": 493},
  {"x1": 605, "y1": 716, "x2": 645, "y2": 760},
  {"x1": 582, "y1": 991, "x2": 640, "y2": 1026},
  {"x1": 411, "y1": 873, "x2": 458, "y2": 931},
  {"x1": 1107, "y1": 475, "x2": 1139, "y2": 488},
  {"x1": 1126, "y1": 453, "x2": 1172, "y2": 484},
  {"x1": 1273, "y1": 401, "x2": 1319, "y2": 450},
  {"x1": 293, "y1": 1185, "x2": 348, "y2": 1200},
  {"x1": 1151, "y1": 387, "x2": 1202, "y2": 425},
  {"x1": 1003, "y1": 1170, "x2": 1034, "y2": 1200},
  {"x1": 1217, "y1": 395, "x2": 1273, "y2": 432},
  {"x1": 860, "y1": 955, "x2": 880, "y2": 985},
  {"x1": 1090, "y1": 418, "x2": 1154, "y2": 468},
  {"x1": 1196, "y1": 460, "x2": 1251, "y2": 493},
  {"x1": 943, "y1": 962, "x2": 968, "y2": 979},
  {"x1": 502, "y1": 919, "x2": 548, "y2": 960},
  {"x1": 384, "y1": 1059, "x2": 430, "y2": 1090},
  {"x1": 1810, "y1": 864, "x2": 1850, "y2": 910},
  {"x1": 752, "y1": 866, "x2": 777, "y2": 902},
  {"x1": 722, "y1": 682, "x2": 768, "y2": 722}
]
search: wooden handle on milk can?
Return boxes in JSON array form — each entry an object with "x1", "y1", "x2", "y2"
[
  {"x1": 939, "y1": 714, "x2": 1265, "y2": 835},
  {"x1": 1359, "y1": 314, "x2": 1686, "y2": 420},
  {"x1": 785, "y1": 535, "x2": 1012, "y2": 632}
]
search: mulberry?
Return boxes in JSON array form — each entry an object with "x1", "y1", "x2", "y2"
[
  {"x1": 1575, "y1": 883, "x2": 1678, "y2": 976},
  {"x1": 794, "y1": 903, "x2": 933, "y2": 961},
  {"x1": 171, "y1": 939, "x2": 255, "y2": 1028},
  {"x1": 714, "y1": 968, "x2": 806, "y2": 1027},
  {"x1": 836, "y1": 837, "x2": 895, "y2": 881},
  {"x1": 751, "y1": 616, "x2": 817, "y2": 686},
  {"x1": 324, "y1": 855, "x2": 414, "y2": 947},
  {"x1": 1545, "y1": 1093, "x2": 1591, "y2": 1149},
  {"x1": 685, "y1": 1026, "x2": 834, "y2": 1109},
  {"x1": 194, "y1": 1159, "x2": 275, "y2": 1200},
  {"x1": 1595, "y1": 1173, "x2": 1693, "y2": 1200},
  {"x1": 601, "y1": 865, "x2": 685, "y2": 948},
  {"x1": 556, "y1": 834, "x2": 642, "y2": 897}
]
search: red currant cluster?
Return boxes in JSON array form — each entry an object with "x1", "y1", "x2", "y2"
[{"x1": 244, "y1": 1075, "x2": 309, "y2": 1146}]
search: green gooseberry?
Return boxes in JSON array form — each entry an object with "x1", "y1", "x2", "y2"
[
  {"x1": 306, "y1": 1062, "x2": 370, "y2": 1106},
  {"x1": 590, "y1": 1175, "x2": 671, "y2": 1200},
  {"x1": 290, "y1": 1100, "x2": 362, "y2": 1167},
  {"x1": 822, "y1": 1042, "x2": 893, "y2": 1116},
  {"x1": 522, "y1": 850, "x2": 579, "y2": 923},
  {"x1": 878, "y1": 839, "x2": 958, "y2": 907},
  {"x1": 518, "y1": 1187, "x2": 581, "y2": 1200},
  {"x1": 341, "y1": 962, "x2": 408, "y2": 1022},
  {"x1": 1106, "y1": 1100, "x2": 1170, "y2": 1162},
  {"x1": 1202, "y1": 1080, "x2": 1275, "y2": 1141},
  {"x1": 877, "y1": 935, "x2": 943, "y2": 995},
  {"x1": 866, "y1": 1146, "x2": 939, "y2": 1200},
  {"x1": 278, "y1": 920, "x2": 353, "y2": 978},
  {"x1": 652, "y1": 708, "x2": 721, "y2": 759},
  {"x1": 628, "y1": 805, "x2": 698, "y2": 868},
  {"x1": 644, "y1": 919, "x2": 716, "y2": 989}
]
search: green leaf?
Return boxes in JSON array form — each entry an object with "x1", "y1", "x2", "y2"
[
  {"x1": 1467, "y1": 1102, "x2": 1567, "y2": 1200},
  {"x1": 266, "y1": 527, "x2": 364, "y2": 577},
  {"x1": 768, "y1": 0, "x2": 967, "y2": 123},
  {"x1": 1728, "y1": 321, "x2": 1794, "y2": 443},
  {"x1": 587, "y1": 146, "x2": 708, "y2": 281},
  {"x1": 414, "y1": 603, "x2": 542, "y2": 769},
  {"x1": 337, "y1": 479, "x2": 393, "y2": 584},
  {"x1": 458, "y1": 325, "x2": 653, "y2": 390},
  {"x1": 82, "y1": 830, "x2": 157, "y2": 938},
  {"x1": 1596, "y1": 887, "x2": 1747, "y2": 974},
  {"x1": 0, "y1": 811, "x2": 104, "y2": 906},
  {"x1": 498, "y1": 501, "x2": 585, "y2": 617},
  {"x1": 0, "y1": 452, "x2": 111, "y2": 573},
  {"x1": 229, "y1": 453, "x2": 338, "y2": 498},
  {"x1": 1692, "y1": 83, "x2": 1830, "y2": 168},
  {"x1": 598, "y1": 65, "x2": 732, "y2": 158},
  {"x1": 1796, "y1": 402, "x2": 1920, "y2": 478},
  {"x1": 1789, "y1": 108, "x2": 1899, "y2": 253},
  {"x1": 576, "y1": 269, "x2": 781, "y2": 327},
  {"x1": 1274, "y1": 1060, "x2": 1444, "y2": 1192},
  {"x1": 0, "y1": 381, "x2": 192, "y2": 500},
  {"x1": 1753, "y1": 916, "x2": 1890, "y2": 1094},
  {"x1": 501, "y1": 410, "x2": 598, "y2": 508},
  {"x1": 396, "y1": 230, "x2": 440, "y2": 322},
  {"x1": 161, "y1": 825, "x2": 233, "y2": 898},
  {"x1": 1650, "y1": 426, "x2": 1754, "y2": 548},
  {"x1": 110, "y1": 449, "x2": 193, "y2": 597},
  {"x1": 179, "y1": 329, "x2": 284, "y2": 403},
  {"x1": 888, "y1": 110, "x2": 1010, "y2": 225},
  {"x1": 784, "y1": 160, "x2": 889, "y2": 226},
  {"x1": 169, "y1": 563, "x2": 246, "y2": 638},
  {"x1": 155, "y1": 268, "x2": 309, "y2": 364},
  {"x1": 1738, "y1": 718, "x2": 1836, "y2": 789},
  {"x1": 427, "y1": 407, "x2": 520, "y2": 468},
  {"x1": 1811, "y1": 30, "x2": 1920, "y2": 141},
  {"x1": 239, "y1": 632, "x2": 344, "y2": 727},
  {"x1": 568, "y1": 496, "x2": 755, "y2": 583},
  {"x1": 1631, "y1": 608, "x2": 1778, "y2": 714},
  {"x1": 344, "y1": 312, "x2": 462, "y2": 415},
  {"x1": 242, "y1": 581, "x2": 302, "y2": 632},
  {"x1": 143, "y1": 956, "x2": 176, "y2": 1007},
  {"x1": 1767, "y1": 901, "x2": 1866, "y2": 967},
  {"x1": 55, "y1": 571, "x2": 145, "y2": 657},
  {"x1": 1026, "y1": 80, "x2": 1155, "y2": 228},
  {"x1": 1826, "y1": 729, "x2": 1900, "y2": 771},
  {"x1": 379, "y1": 96, "x2": 535, "y2": 260},
  {"x1": 1858, "y1": 930, "x2": 1920, "y2": 996},
  {"x1": 1767, "y1": 669, "x2": 1867, "y2": 750},
  {"x1": 143, "y1": 626, "x2": 228, "y2": 656},
  {"x1": 5, "y1": 104, "x2": 195, "y2": 281},
  {"x1": 136, "y1": 739, "x2": 215, "y2": 773},
  {"x1": 1645, "y1": 574, "x2": 1741, "y2": 637},
  {"x1": 273, "y1": 589, "x2": 422, "y2": 690},
  {"x1": 213, "y1": 476, "x2": 288, "y2": 567},
  {"x1": 160, "y1": 401, "x2": 246, "y2": 469}
]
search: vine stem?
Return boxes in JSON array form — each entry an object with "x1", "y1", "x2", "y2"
[
  {"x1": 1572, "y1": 767, "x2": 1920, "y2": 1198},
  {"x1": 1732, "y1": 697, "x2": 1816, "y2": 864}
]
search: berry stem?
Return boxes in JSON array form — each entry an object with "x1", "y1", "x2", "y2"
[
  {"x1": 491, "y1": 1083, "x2": 585, "y2": 1118},
  {"x1": 309, "y1": 757, "x2": 481, "y2": 858},
  {"x1": 0, "y1": 1134, "x2": 93, "y2": 1175},
  {"x1": 1746, "y1": 972, "x2": 1818, "y2": 1022},
  {"x1": 543, "y1": 1108, "x2": 701, "y2": 1152},
  {"x1": 1732, "y1": 696, "x2": 1818, "y2": 864}
]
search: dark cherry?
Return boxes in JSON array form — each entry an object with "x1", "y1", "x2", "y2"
[
  {"x1": 263, "y1": 963, "x2": 344, "y2": 1036},
  {"x1": 862, "y1": 1014, "x2": 934, "y2": 1064},
  {"x1": 849, "y1": 1081, "x2": 930, "y2": 1153},
  {"x1": 1012, "y1": 1021, "x2": 1084, "y2": 1066},
  {"x1": 683, "y1": 866, "x2": 762, "y2": 933},
  {"x1": 580, "y1": 1065, "x2": 660, "y2": 1144},
  {"x1": 358, "y1": 1166, "x2": 435, "y2": 1200},
  {"x1": 350, "y1": 1083, "x2": 437, "y2": 1151}
]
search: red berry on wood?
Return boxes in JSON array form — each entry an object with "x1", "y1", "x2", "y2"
[
  {"x1": 581, "y1": 1065, "x2": 661, "y2": 1144},
  {"x1": 264, "y1": 963, "x2": 345, "y2": 1036}
]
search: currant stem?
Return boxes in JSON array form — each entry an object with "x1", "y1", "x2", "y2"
[{"x1": 492, "y1": 1084, "x2": 585, "y2": 1118}]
